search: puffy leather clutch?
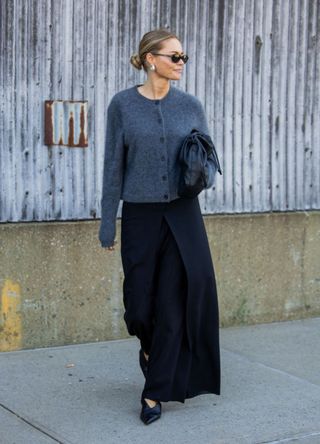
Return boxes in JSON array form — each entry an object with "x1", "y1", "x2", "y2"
[{"x1": 178, "y1": 128, "x2": 222, "y2": 198}]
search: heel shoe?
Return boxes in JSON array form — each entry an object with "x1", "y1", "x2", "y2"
[
  {"x1": 139, "y1": 349, "x2": 148, "y2": 378},
  {"x1": 140, "y1": 398, "x2": 161, "y2": 425}
]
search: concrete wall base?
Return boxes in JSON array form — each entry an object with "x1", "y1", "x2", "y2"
[{"x1": 1, "y1": 211, "x2": 319, "y2": 351}]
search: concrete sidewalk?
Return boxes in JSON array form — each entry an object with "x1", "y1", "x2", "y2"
[{"x1": 1, "y1": 317, "x2": 320, "y2": 444}]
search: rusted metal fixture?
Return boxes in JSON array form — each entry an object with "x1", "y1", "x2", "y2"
[{"x1": 44, "y1": 100, "x2": 88, "y2": 147}]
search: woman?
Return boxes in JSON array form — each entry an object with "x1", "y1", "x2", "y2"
[{"x1": 99, "y1": 28, "x2": 221, "y2": 425}]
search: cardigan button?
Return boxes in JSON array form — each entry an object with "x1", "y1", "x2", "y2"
[
  {"x1": 154, "y1": 100, "x2": 160, "y2": 105},
  {"x1": 163, "y1": 194, "x2": 168, "y2": 199},
  {"x1": 160, "y1": 137, "x2": 165, "y2": 143},
  {"x1": 162, "y1": 175, "x2": 167, "y2": 181},
  {"x1": 161, "y1": 155, "x2": 165, "y2": 161}
]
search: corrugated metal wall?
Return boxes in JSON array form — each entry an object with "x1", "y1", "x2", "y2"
[{"x1": 0, "y1": 0, "x2": 319, "y2": 222}]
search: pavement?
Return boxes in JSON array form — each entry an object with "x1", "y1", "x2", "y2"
[{"x1": 0, "y1": 317, "x2": 320, "y2": 444}]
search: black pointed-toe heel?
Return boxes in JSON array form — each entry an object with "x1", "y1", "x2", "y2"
[
  {"x1": 140, "y1": 398, "x2": 161, "y2": 425},
  {"x1": 139, "y1": 348, "x2": 148, "y2": 378}
]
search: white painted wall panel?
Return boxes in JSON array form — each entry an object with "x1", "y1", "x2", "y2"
[{"x1": 0, "y1": 0, "x2": 319, "y2": 223}]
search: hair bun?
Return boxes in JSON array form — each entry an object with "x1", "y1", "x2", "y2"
[{"x1": 130, "y1": 53, "x2": 143, "y2": 70}]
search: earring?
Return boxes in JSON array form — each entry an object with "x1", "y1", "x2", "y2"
[{"x1": 149, "y1": 63, "x2": 156, "y2": 71}]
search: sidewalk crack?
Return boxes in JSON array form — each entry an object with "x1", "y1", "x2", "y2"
[
  {"x1": 0, "y1": 402, "x2": 72, "y2": 444},
  {"x1": 221, "y1": 347, "x2": 320, "y2": 389},
  {"x1": 257, "y1": 430, "x2": 320, "y2": 443}
]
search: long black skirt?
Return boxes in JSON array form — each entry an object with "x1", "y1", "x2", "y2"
[{"x1": 120, "y1": 196, "x2": 220, "y2": 403}]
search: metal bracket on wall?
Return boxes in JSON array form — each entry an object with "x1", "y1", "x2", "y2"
[{"x1": 44, "y1": 100, "x2": 88, "y2": 147}]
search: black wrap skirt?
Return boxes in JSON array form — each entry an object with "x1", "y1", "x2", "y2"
[{"x1": 120, "y1": 196, "x2": 220, "y2": 403}]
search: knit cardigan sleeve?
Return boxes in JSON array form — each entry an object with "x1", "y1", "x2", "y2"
[
  {"x1": 196, "y1": 100, "x2": 219, "y2": 189},
  {"x1": 98, "y1": 97, "x2": 125, "y2": 248}
]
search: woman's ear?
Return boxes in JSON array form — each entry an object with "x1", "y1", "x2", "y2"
[{"x1": 145, "y1": 51, "x2": 157, "y2": 66}]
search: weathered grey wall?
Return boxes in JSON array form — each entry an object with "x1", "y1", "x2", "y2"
[
  {"x1": 1, "y1": 211, "x2": 319, "y2": 351},
  {"x1": 1, "y1": 0, "x2": 319, "y2": 222}
]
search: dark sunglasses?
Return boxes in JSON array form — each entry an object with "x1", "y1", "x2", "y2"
[{"x1": 151, "y1": 52, "x2": 189, "y2": 64}]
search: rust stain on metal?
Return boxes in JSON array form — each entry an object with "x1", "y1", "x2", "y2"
[
  {"x1": 79, "y1": 105, "x2": 87, "y2": 146},
  {"x1": 44, "y1": 100, "x2": 88, "y2": 147},
  {"x1": 68, "y1": 111, "x2": 75, "y2": 146},
  {"x1": 44, "y1": 101, "x2": 54, "y2": 146}
]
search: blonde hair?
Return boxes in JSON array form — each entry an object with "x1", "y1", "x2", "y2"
[{"x1": 130, "y1": 28, "x2": 180, "y2": 72}]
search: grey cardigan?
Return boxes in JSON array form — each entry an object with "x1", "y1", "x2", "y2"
[{"x1": 99, "y1": 84, "x2": 216, "y2": 247}]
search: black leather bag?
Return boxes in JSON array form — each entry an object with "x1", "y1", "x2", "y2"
[{"x1": 178, "y1": 128, "x2": 222, "y2": 198}]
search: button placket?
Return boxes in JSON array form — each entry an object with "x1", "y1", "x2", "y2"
[{"x1": 156, "y1": 104, "x2": 169, "y2": 201}]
